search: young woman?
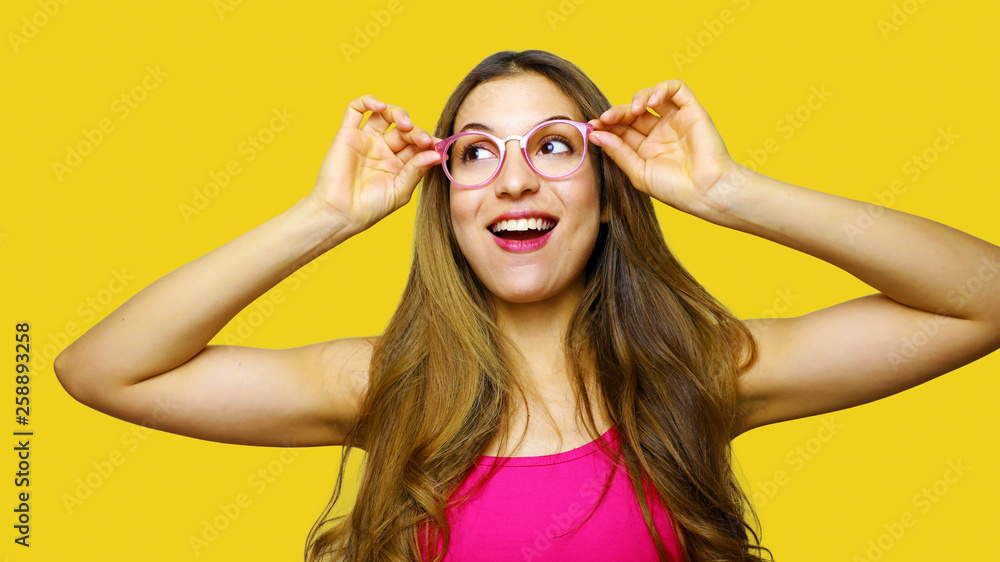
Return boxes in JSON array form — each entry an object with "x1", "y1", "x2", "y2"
[{"x1": 53, "y1": 50, "x2": 1000, "y2": 562}]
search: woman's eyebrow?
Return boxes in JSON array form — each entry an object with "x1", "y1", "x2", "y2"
[{"x1": 457, "y1": 115, "x2": 574, "y2": 134}]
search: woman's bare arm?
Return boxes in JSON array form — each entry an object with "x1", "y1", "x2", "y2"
[
  {"x1": 590, "y1": 80, "x2": 1000, "y2": 437},
  {"x1": 714, "y1": 165, "x2": 1000, "y2": 435},
  {"x1": 53, "y1": 198, "x2": 370, "y2": 446},
  {"x1": 54, "y1": 95, "x2": 442, "y2": 447}
]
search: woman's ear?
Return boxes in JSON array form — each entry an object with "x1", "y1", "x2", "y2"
[{"x1": 599, "y1": 204, "x2": 610, "y2": 223}]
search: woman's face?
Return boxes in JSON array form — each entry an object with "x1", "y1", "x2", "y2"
[{"x1": 449, "y1": 72, "x2": 607, "y2": 306}]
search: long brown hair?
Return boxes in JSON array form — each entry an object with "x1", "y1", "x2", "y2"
[{"x1": 305, "y1": 50, "x2": 771, "y2": 562}]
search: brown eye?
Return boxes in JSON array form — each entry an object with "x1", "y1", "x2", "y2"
[{"x1": 539, "y1": 136, "x2": 573, "y2": 156}]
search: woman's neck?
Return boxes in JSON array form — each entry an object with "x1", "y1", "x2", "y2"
[
  {"x1": 491, "y1": 280, "x2": 585, "y2": 390},
  {"x1": 485, "y1": 280, "x2": 611, "y2": 454}
]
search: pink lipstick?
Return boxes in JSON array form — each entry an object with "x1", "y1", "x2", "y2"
[{"x1": 491, "y1": 228, "x2": 554, "y2": 252}]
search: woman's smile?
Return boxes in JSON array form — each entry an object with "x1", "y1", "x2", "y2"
[{"x1": 487, "y1": 210, "x2": 559, "y2": 252}]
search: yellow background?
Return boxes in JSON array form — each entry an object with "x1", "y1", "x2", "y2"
[{"x1": 2, "y1": 0, "x2": 997, "y2": 560}]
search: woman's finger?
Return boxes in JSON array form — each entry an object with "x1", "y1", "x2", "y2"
[
  {"x1": 649, "y1": 79, "x2": 701, "y2": 111},
  {"x1": 362, "y1": 103, "x2": 413, "y2": 135},
  {"x1": 622, "y1": 80, "x2": 696, "y2": 125},
  {"x1": 601, "y1": 103, "x2": 660, "y2": 127},
  {"x1": 383, "y1": 124, "x2": 434, "y2": 154},
  {"x1": 396, "y1": 143, "x2": 441, "y2": 168},
  {"x1": 361, "y1": 111, "x2": 391, "y2": 134},
  {"x1": 593, "y1": 120, "x2": 648, "y2": 153},
  {"x1": 599, "y1": 104, "x2": 660, "y2": 137},
  {"x1": 341, "y1": 94, "x2": 387, "y2": 129},
  {"x1": 630, "y1": 87, "x2": 657, "y2": 113},
  {"x1": 599, "y1": 104, "x2": 639, "y2": 126}
]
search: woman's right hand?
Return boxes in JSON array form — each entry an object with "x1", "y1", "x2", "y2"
[{"x1": 309, "y1": 95, "x2": 442, "y2": 237}]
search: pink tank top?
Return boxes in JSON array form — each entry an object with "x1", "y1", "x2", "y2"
[{"x1": 419, "y1": 425, "x2": 686, "y2": 561}]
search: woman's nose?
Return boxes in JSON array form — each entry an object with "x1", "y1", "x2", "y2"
[{"x1": 493, "y1": 140, "x2": 539, "y2": 198}]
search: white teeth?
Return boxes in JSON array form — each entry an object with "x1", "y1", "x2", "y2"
[{"x1": 489, "y1": 218, "x2": 556, "y2": 233}]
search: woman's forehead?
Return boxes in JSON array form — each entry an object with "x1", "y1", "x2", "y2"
[{"x1": 454, "y1": 74, "x2": 583, "y2": 133}]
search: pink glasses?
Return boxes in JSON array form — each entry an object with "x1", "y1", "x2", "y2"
[{"x1": 434, "y1": 119, "x2": 595, "y2": 189}]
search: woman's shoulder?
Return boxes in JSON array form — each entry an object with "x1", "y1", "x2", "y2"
[
  {"x1": 313, "y1": 336, "x2": 380, "y2": 449},
  {"x1": 318, "y1": 335, "x2": 378, "y2": 385}
]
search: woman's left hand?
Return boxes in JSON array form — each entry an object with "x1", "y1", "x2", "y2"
[{"x1": 589, "y1": 79, "x2": 738, "y2": 216}]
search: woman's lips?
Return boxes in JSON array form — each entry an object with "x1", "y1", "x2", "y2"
[{"x1": 490, "y1": 227, "x2": 554, "y2": 253}]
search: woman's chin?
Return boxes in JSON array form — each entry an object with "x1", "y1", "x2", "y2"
[
  {"x1": 482, "y1": 280, "x2": 553, "y2": 306},
  {"x1": 483, "y1": 276, "x2": 584, "y2": 307}
]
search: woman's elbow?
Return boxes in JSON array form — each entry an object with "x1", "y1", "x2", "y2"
[{"x1": 53, "y1": 348, "x2": 93, "y2": 405}]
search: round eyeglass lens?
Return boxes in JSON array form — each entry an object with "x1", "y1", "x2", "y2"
[{"x1": 444, "y1": 122, "x2": 586, "y2": 187}]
